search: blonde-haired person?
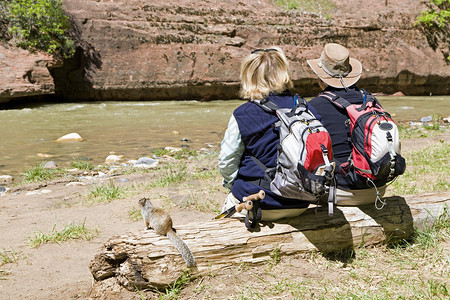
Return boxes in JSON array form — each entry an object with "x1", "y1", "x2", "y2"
[{"x1": 218, "y1": 47, "x2": 315, "y2": 222}]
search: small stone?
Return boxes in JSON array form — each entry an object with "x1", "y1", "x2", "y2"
[
  {"x1": 443, "y1": 117, "x2": 450, "y2": 123},
  {"x1": 26, "y1": 191, "x2": 40, "y2": 195},
  {"x1": 65, "y1": 182, "x2": 86, "y2": 187},
  {"x1": 181, "y1": 144, "x2": 190, "y2": 148},
  {"x1": 56, "y1": 133, "x2": 83, "y2": 142},
  {"x1": 127, "y1": 159, "x2": 138, "y2": 165},
  {"x1": 392, "y1": 91, "x2": 405, "y2": 97},
  {"x1": 164, "y1": 146, "x2": 182, "y2": 152},
  {"x1": 43, "y1": 161, "x2": 58, "y2": 169},
  {"x1": 37, "y1": 153, "x2": 54, "y2": 158},
  {"x1": 105, "y1": 154, "x2": 123, "y2": 164},
  {"x1": 136, "y1": 157, "x2": 158, "y2": 165},
  {"x1": 172, "y1": 131, "x2": 180, "y2": 135},
  {"x1": 181, "y1": 138, "x2": 190, "y2": 142},
  {"x1": 41, "y1": 189, "x2": 52, "y2": 194},
  {"x1": 0, "y1": 175, "x2": 13, "y2": 183},
  {"x1": 420, "y1": 116, "x2": 432, "y2": 123},
  {"x1": 115, "y1": 178, "x2": 129, "y2": 183}
]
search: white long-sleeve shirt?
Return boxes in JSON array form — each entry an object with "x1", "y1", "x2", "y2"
[{"x1": 217, "y1": 115, "x2": 245, "y2": 189}]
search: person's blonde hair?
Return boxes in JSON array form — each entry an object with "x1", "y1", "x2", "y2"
[{"x1": 239, "y1": 47, "x2": 294, "y2": 100}]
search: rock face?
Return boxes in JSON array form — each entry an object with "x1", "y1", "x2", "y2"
[
  {"x1": 1, "y1": 0, "x2": 450, "y2": 103},
  {"x1": 0, "y1": 43, "x2": 59, "y2": 104}
]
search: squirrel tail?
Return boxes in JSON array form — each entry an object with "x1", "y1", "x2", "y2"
[{"x1": 167, "y1": 230, "x2": 196, "y2": 267}]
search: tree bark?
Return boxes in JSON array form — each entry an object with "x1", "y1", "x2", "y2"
[{"x1": 89, "y1": 191, "x2": 450, "y2": 292}]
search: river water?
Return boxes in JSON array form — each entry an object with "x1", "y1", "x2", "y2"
[{"x1": 1, "y1": 96, "x2": 449, "y2": 180}]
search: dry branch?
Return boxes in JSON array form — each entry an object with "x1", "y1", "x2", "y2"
[{"x1": 89, "y1": 191, "x2": 450, "y2": 292}]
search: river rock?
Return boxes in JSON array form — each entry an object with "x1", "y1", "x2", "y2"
[
  {"x1": 105, "y1": 155, "x2": 123, "y2": 164},
  {"x1": 164, "y1": 147, "x2": 182, "y2": 153},
  {"x1": 0, "y1": 175, "x2": 13, "y2": 183},
  {"x1": 136, "y1": 157, "x2": 158, "y2": 165},
  {"x1": 66, "y1": 182, "x2": 86, "y2": 187},
  {"x1": 56, "y1": 133, "x2": 83, "y2": 142},
  {"x1": 43, "y1": 161, "x2": 58, "y2": 169},
  {"x1": 133, "y1": 157, "x2": 158, "y2": 169},
  {"x1": 420, "y1": 116, "x2": 433, "y2": 123}
]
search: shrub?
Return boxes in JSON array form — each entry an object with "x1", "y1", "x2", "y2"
[
  {"x1": 416, "y1": 0, "x2": 450, "y2": 28},
  {"x1": 8, "y1": 0, "x2": 75, "y2": 57}
]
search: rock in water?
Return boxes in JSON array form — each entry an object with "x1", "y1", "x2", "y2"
[{"x1": 56, "y1": 133, "x2": 83, "y2": 142}]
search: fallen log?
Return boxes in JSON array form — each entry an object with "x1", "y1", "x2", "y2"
[{"x1": 89, "y1": 191, "x2": 449, "y2": 292}]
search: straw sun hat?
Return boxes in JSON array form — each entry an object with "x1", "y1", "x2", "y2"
[{"x1": 307, "y1": 43, "x2": 362, "y2": 89}]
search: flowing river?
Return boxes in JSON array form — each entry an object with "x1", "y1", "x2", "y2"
[{"x1": 1, "y1": 96, "x2": 449, "y2": 180}]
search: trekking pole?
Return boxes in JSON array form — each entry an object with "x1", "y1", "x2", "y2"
[
  {"x1": 214, "y1": 190, "x2": 265, "y2": 219},
  {"x1": 236, "y1": 190, "x2": 265, "y2": 212}
]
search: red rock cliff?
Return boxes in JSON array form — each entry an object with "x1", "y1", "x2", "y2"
[{"x1": 2, "y1": 0, "x2": 449, "y2": 103}]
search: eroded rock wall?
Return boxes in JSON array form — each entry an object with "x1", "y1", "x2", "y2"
[
  {"x1": 2, "y1": 0, "x2": 449, "y2": 103},
  {"x1": 0, "y1": 43, "x2": 58, "y2": 104}
]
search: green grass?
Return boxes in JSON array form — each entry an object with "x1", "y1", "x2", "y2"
[
  {"x1": 147, "y1": 164, "x2": 188, "y2": 188},
  {"x1": 413, "y1": 205, "x2": 450, "y2": 249},
  {"x1": 0, "y1": 248, "x2": 17, "y2": 266},
  {"x1": 153, "y1": 148, "x2": 198, "y2": 160},
  {"x1": 87, "y1": 180, "x2": 127, "y2": 203},
  {"x1": 27, "y1": 219, "x2": 98, "y2": 248},
  {"x1": 128, "y1": 207, "x2": 142, "y2": 222},
  {"x1": 22, "y1": 162, "x2": 62, "y2": 183},
  {"x1": 274, "y1": 0, "x2": 335, "y2": 18},
  {"x1": 72, "y1": 157, "x2": 95, "y2": 170},
  {"x1": 159, "y1": 270, "x2": 194, "y2": 300},
  {"x1": 398, "y1": 118, "x2": 447, "y2": 140},
  {"x1": 390, "y1": 141, "x2": 449, "y2": 195}
]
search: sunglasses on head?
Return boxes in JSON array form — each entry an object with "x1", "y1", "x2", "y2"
[{"x1": 251, "y1": 48, "x2": 278, "y2": 54}]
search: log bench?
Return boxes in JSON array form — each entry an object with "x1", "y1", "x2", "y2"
[{"x1": 89, "y1": 191, "x2": 450, "y2": 292}]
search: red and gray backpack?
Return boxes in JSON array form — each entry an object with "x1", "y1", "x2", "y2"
[
  {"x1": 319, "y1": 91, "x2": 406, "y2": 192},
  {"x1": 252, "y1": 95, "x2": 336, "y2": 208}
]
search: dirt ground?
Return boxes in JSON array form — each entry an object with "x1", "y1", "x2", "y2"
[{"x1": 0, "y1": 131, "x2": 448, "y2": 300}]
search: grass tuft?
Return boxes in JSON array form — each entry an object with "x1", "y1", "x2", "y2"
[
  {"x1": 87, "y1": 180, "x2": 126, "y2": 203},
  {"x1": 28, "y1": 219, "x2": 98, "y2": 248},
  {"x1": 22, "y1": 162, "x2": 62, "y2": 183},
  {"x1": 72, "y1": 157, "x2": 95, "y2": 170},
  {"x1": 0, "y1": 248, "x2": 17, "y2": 266},
  {"x1": 159, "y1": 270, "x2": 194, "y2": 300},
  {"x1": 153, "y1": 148, "x2": 198, "y2": 160},
  {"x1": 414, "y1": 206, "x2": 450, "y2": 249},
  {"x1": 390, "y1": 141, "x2": 449, "y2": 195},
  {"x1": 147, "y1": 164, "x2": 188, "y2": 188}
]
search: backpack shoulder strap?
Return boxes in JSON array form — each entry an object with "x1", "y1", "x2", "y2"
[
  {"x1": 252, "y1": 98, "x2": 279, "y2": 113},
  {"x1": 319, "y1": 91, "x2": 351, "y2": 110}
]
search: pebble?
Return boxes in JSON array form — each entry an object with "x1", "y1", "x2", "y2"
[
  {"x1": 56, "y1": 132, "x2": 83, "y2": 142},
  {"x1": 0, "y1": 175, "x2": 13, "y2": 183},
  {"x1": 443, "y1": 117, "x2": 450, "y2": 123},
  {"x1": 26, "y1": 189, "x2": 52, "y2": 195},
  {"x1": 164, "y1": 146, "x2": 182, "y2": 152},
  {"x1": 420, "y1": 116, "x2": 433, "y2": 123},
  {"x1": 43, "y1": 161, "x2": 58, "y2": 169},
  {"x1": 37, "y1": 153, "x2": 54, "y2": 158},
  {"x1": 136, "y1": 157, "x2": 157, "y2": 165},
  {"x1": 105, "y1": 154, "x2": 123, "y2": 164},
  {"x1": 65, "y1": 182, "x2": 86, "y2": 187}
]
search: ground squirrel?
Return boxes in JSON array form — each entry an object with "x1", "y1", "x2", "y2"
[{"x1": 138, "y1": 198, "x2": 196, "y2": 267}]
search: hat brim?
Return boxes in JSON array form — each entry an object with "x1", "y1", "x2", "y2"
[{"x1": 307, "y1": 57, "x2": 362, "y2": 88}]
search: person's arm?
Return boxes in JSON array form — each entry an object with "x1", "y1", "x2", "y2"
[{"x1": 218, "y1": 115, "x2": 245, "y2": 189}]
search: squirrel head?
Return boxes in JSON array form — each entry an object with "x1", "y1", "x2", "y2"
[{"x1": 138, "y1": 198, "x2": 153, "y2": 208}]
